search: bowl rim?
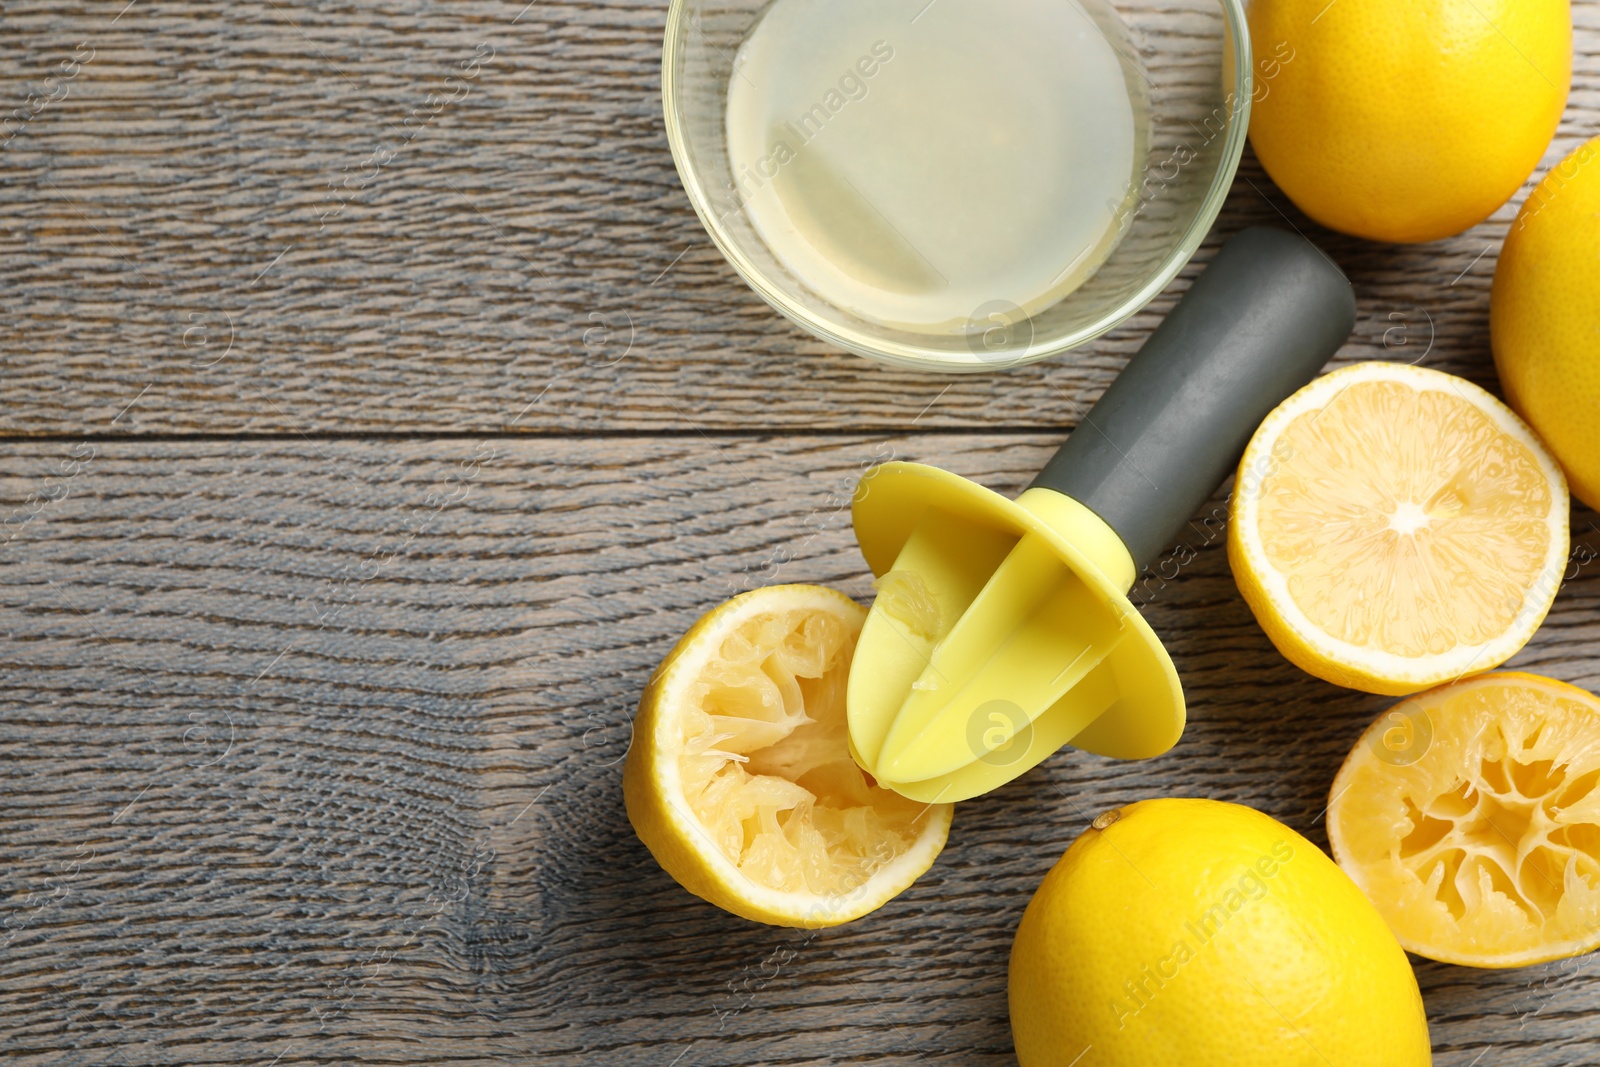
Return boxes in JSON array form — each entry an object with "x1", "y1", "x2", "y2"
[{"x1": 660, "y1": 0, "x2": 1254, "y2": 373}]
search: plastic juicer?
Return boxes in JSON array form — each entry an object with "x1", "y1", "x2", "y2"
[{"x1": 847, "y1": 228, "x2": 1358, "y2": 803}]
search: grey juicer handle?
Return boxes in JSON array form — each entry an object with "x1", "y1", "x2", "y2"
[{"x1": 1029, "y1": 226, "x2": 1356, "y2": 575}]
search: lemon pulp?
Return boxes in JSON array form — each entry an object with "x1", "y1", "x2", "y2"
[
  {"x1": 1259, "y1": 377, "x2": 1555, "y2": 655},
  {"x1": 1230, "y1": 362, "x2": 1569, "y2": 694},
  {"x1": 625, "y1": 584, "x2": 952, "y2": 926},
  {"x1": 1331, "y1": 673, "x2": 1600, "y2": 967},
  {"x1": 677, "y1": 605, "x2": 927, "y2": 895}
]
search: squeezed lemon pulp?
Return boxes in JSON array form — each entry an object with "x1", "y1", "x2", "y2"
[
  {"x1": 1333, "y1": 675, "x2": 1600, "y2": 965},
  {"x1": 676, "y1": 607, "x2": 928, "y2": 895}
]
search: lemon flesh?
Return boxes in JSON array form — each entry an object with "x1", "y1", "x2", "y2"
[
  {"x1": 1331, "y1": 672, "x2": 1600, "y2": 968},
  {"x1": 1010, "y1": 798, "x2": 1431, "y2": 1066},
  {"x1": 624, "y1": 585, "x2": 953, "y2": 927},
  {"x1": 1230, "y1": 362, "x2": 1569, "y2": 695}
]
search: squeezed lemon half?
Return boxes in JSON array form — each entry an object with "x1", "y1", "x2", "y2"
[
  {"x1": 1330, "y1": 673, "x2": 1600, "y2": 968},
  {"x1": 1230, "y1": 361, "x2": 1569, "y2": 695},
  {"x1": 624, "y1": 584, "x2": 953, "y2": 927}
]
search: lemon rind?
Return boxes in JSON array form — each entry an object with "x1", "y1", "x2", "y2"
[{"x1": 633, "y1": 585, "x2": 953, "y2": 927}]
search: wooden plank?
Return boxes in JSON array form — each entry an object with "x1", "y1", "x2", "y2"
[
  {"x1": 1, "y1": 435, "x2": 1598, "y2": 1064},
  {"x1": 0, "y1": 1, "x2": 1597, "y2": 435}
]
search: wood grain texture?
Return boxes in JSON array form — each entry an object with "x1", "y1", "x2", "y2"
[
  {"x1": 2, "y1": 435, "x2": 1599, "y2": 1065},
  {"x1": 7, "y1": 2, "x2": 1600, "y2": 1065},
  {"x1": 0, "y1": 0, "x2": 1596, "y2": 434}
]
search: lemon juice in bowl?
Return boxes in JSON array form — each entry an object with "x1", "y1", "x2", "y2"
[{"x1": 723, "y1": 0, "x2": 1151, "y2": 337}]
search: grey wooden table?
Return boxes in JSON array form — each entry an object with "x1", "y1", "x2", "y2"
[{"x1": 3, "y1": 2, "x2": 1600, "y2": 1064}]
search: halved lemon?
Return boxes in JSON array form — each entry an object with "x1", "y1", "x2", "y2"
[
  {"x1": 1230, "y1": 362, "x2": 1569, "y2": 695},
  {"x1": 1329, "y1": 672, "x2": 1600, "y2": 968},
  {"x1": 623, "y1": 584, "x2": 953, "y2": 927}
]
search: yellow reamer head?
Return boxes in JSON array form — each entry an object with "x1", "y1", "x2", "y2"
[
  {"x1": 844, "y1": 228, "x2": 1358, "y2": 803},
  {"x1": 847, "y1": 463, "x2": 1183, "y2": 804}
]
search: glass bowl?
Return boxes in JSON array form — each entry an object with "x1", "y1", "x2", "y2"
[{"x1": 662, "y1": 0, "x2": 1253, "y2": 372}]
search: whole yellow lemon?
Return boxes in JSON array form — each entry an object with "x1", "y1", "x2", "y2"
[
  {"x1": 1009, "y1": 798, "x2": 1432, "y2": 1067},
  {"x1": 1247, "y1": 0, "x2": 1571, "y2": 243},
  {"x1": 1493, "y1": 135, "x2": 1600, "y2": 511}
]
